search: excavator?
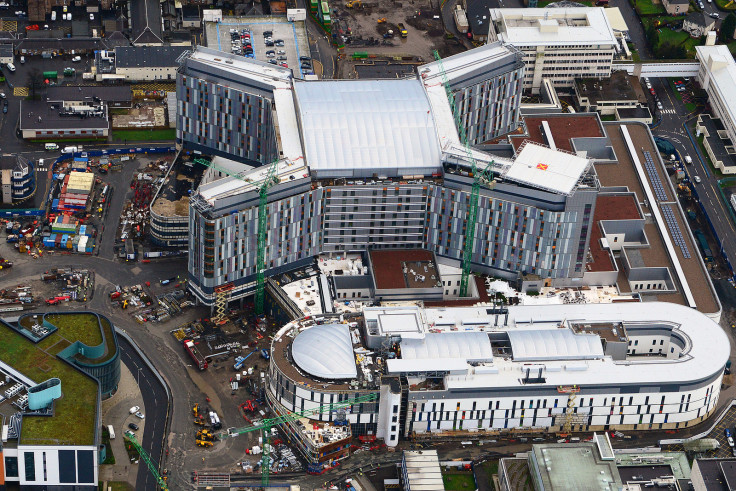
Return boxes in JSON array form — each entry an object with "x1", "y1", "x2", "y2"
[
  {"x1": 193, "y1": 403, "x2": 200, "y2": 418},
  {"x1": 195, "y1": 440, "x2": 213, "y2": 448}
]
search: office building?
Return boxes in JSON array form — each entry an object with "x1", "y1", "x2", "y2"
[
  {"x1": 487, "y1": 8, "x2": 618, "y2": 94},
  {"x1": 267, "y1": 302, "x2": 729, "y2": 468}
]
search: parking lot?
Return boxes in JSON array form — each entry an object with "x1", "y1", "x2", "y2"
[{"x1": 204, "y1": 16, "x2": 311, "y2": 77}]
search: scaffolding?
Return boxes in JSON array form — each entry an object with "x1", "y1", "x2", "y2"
[
  {"x1": 213, "y1": 283, "x2": 233, "y2": 324},
  {"x1": 558, "y1": 385, "x2": 581, "y2": 436}
]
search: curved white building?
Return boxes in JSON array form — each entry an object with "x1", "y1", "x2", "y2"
[{"x1": 267, "y1": 302, "x2": 729, "y2": 468}]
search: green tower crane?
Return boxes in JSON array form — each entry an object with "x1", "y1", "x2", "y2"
[
  {"x1": 432, "y1": 51, "x2": 495, "y2": 297},
  {"x1": 219, "y1": 392, "x2": 378, "y2": 485},
  {"x1": 193, "y1": 157, "x2": 279, "y2": 316},
  {"x1": 125, "y1": 433, "x2": 168, "y2": 490}
]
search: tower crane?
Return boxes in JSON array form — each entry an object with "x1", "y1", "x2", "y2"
[
  {"x1": 219, "y1": 392, "x2": 378, "y2": 485},
  {"x1": 432, "y1": 51, "x2": 495, "y2": 297},
  {"x1": 125, "y1": 433, "x2": 168, "y2": 490},
  {"x1": 193, "y1": 157, "x2": 280, "y2": 316}
]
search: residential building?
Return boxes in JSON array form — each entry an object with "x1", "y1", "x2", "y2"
[
  {"x1": 662, "y1": 0, "x2": 690, "y2": 15},
  {"x1": 696, "y1": 45, "x2": 736, "y2": 150},
  {"x1": 0, "y1": 312, "x2": 121, "y2": 488},
  {"x1": 463, "y1": 0, "x2": 491, "y2": 41},
  {"x1": 113, "y1": 46, "x2": 189, "y2": 81},
  {"x1": 684, "y1": 12, "x2": 716, "y2": 37},
  {"x1": 19, "y1": 100, "x2": 108, "y2": 140},
  {"x1": 267, "y1": 302, "x2": 729, "y2": 470},
  {"x1": 487, "y1": 8, "x2": 618, "y2": 94}
]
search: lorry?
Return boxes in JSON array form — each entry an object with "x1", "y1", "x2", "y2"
[
  {"x1": 397, "y1": 23, "x2": 407, "y2": 37},
  {"x1": 453, "y1": 5, "x2": 469, "y2": 33},
  {"x1": 184, "y1": 339, "x2": 208, "y2": 370}
]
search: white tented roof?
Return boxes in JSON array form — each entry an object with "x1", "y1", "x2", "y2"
[
  {"x1": 504, "y1": 142, "x2": 592, "y2": 195},
  {"x1": 292, "y1": 324, "x2": 357, "y2": 379},
  {"x1": 293, "y1": 79, "x2": 443, "y2": 177},
  {"x1": 507, "y1": 328, "x2": 604, "y2": 362},
  {"x1": 400, "y1": 332, "x2": 493, "y2": 362}
]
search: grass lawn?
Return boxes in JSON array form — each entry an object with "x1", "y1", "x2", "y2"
[
  {"x1": 45, "y1": 313, "x2": 103, "y2": 347},
  {"x1": 655, "y1": 28, "x2": 700, "y2": 58},
  {"x1": 633, "y1": 0, "x2": 665, "y2": 14},
  {"x1": 0, "y1": 321, "x2": 98, "y2": 445},
  {"x1": 123, "y1": 437, "x2": 141, "y2": 463},
  {"x1": 101, "y1": 426, "x2": 116, "y2": 465},
  {"x1": 685, "y1": 102, "x2": 697, "y2": 112},
  {"x1": 112, "y1": 128, "x2": 176, "y2": 142},
  {"x1": 443, "y1": 472, "x2": 477, "y2": 490},
  {"x1": 601, "y1": 115, "x2": 617, "y2": 121},
  {"x1": 716, "y1": 0, "x2": 736, "y2": 9},
  {"x1": 478, "y1": 460, "x2": 499, "y2": 490}
]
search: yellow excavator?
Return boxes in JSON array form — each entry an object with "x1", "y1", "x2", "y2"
[
  {"x1": 193, "y1": 403, "x2": 199, "y2": 418},
  {"x1": 196, "y1": 440, "x2": 213, "y2": 448}
]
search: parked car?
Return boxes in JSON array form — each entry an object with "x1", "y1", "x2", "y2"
[
  {"x1": 277, "y1": 50, "x2": 286, "y2": 55},
  {"x1": 129, "y1": 406, "x2": 140, "y2": 414},
  {"x1": 657, "y1": 102, "x2": 663, "y2": 110},
  {"x1": 135, "y1": 411, "x2": 145, "y2": 419},
  {"x1": 277, "y1": 55, "x2": 287, "y2": 61},
  {"x1": 649, "y1": 88, "x2": 656, "y2": 95},
  {"x1": 275, "y1": 40, "x2": 284, "y2": 46},
  {"x1": 124, "y1": 430, "x2": 135, "y2": 438},
  {"x1": 128, "y1": 423, "x2": 139, "y2": 431},
  {"x1": 268, "y1": 59, "x2": 278, "y2": 65}
]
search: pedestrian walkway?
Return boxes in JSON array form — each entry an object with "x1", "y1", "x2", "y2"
[
  {"x1": 13, "y1": 87, "x2": 28, "y2": 97},
  {"x1": 661, "y1": 109, "x2": 677, "y2": 114}
]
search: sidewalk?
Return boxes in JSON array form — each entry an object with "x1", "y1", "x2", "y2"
[{"x1": 99, "y1": 359, "x2": 146, "y2": 487}]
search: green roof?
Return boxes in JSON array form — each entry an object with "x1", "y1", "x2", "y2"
[{"x1": 0, "y1": 313, "x2": 108, "y2": 446}]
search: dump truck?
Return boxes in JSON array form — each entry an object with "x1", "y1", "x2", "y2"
[
  {"x1": 184, "y1": 339, "x2": 208, "y2": 370},
  {"x1": 398, "y1": 22, "x2": 407, "y2": 37}
]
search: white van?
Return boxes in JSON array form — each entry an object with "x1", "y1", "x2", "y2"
[
  {"x1": 107, "y1": 424, "x2": 115, "y2": 439},
  {"x1": 61, "y1": 146, "x2": 78, "y2": 154},
  {"x1": 50, "y1": 10, "x2": 55, "y2": 20},
  {"x1": 44, "y1": 143, "x2": 59, "y2": 151},
  {"x1": 6, "y1": 63, "x2": 15, "y2": 72}
]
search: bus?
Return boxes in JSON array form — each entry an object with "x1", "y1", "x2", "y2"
[
  {"x1": 310, "y1": 0, "x2": 318, "y2": 13},
  {"x1": 319, "y1": 1, "x2": 330, "y2": 25}
]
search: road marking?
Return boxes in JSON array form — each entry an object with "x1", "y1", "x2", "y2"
[{"x1": 13, "y1": 87, "x2": 28, "y2": 97}]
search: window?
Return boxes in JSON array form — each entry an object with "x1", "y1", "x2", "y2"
[{"x1": 24, "y1": 453, "x2": 35, "y2": 481}]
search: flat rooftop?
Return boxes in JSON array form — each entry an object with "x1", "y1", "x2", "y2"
[
  {"x1": 531, "y1": 441, "x2": 621, "y2": 491},
  {"x1": 510, "y1": 114, "x2": 606, "y2": 153},
  {"x1": 693, "y1": 458, "x2": 736, "y2": 491},
  {"x1": 697, "y1": 45, "x2": 736, "y2": 141},
  {"x1": 46, "y1": 84, "x2": 132, "y2": 103},
  {"x1": 504, "y1": 142, "x2": 592, "y2": 195},
  {"x1": 0, "y1": 313, "x2": 111, "y2": 446},
  {"x1": 576, "y1": 72, "x2": 640, "y2": 102},
  {"x1": 369, "y1": 249, "x2": 440, "y2": 290},
  {"x1": 597, "y1": 122, "x2": 719, "y2": 315},
  {"x1": 489, "y1": 8, "x2": 618, "y2": 47},
  {"x1": 19, "y1": 100, "x2": 108, "y2": 131},
  {"x1": 587, "y1": 194, "x2": 641, "y2": 273},
  {"x1": 699, "y1": 114, "x2": 736, "y2": 168}
]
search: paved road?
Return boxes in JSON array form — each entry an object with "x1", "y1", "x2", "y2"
[
  {"x1": 651, "y1": 77, "x2": 736, "y2": 278},
  {"x1": 118, "y1": 336, "x2": 169, "y2": 490},
  {"x1": 609, "y1": 0, "x2": 654, "y2": 59}
]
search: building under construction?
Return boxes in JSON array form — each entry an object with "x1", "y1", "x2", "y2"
[
  {"x1": 178, "y1": 45, "x2": 604, "y2": 307},
  {"x1": 267, "y1": 302, "x2": 728, "y2": 469}
]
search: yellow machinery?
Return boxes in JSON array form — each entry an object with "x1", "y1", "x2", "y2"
[
  {"x1": 377, "y1": 17, "x2": 386, "y2": 22},
  {"x1": 557, "y1": 385, "x2": 581, "y2": 436},
  {"x1": 196, "y1": 440, "x2": 213, "y2": 448},
  {"x1": 193, "y1": 403, "x2": 199, "y2": 418}
]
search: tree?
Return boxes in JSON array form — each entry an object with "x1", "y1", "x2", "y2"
[
  {"x1": 720, "y1": 13, "x2": 736, "y2": 43},
  {"x1": 26, "y1": 68, "x2": 43, "y2": 100}
]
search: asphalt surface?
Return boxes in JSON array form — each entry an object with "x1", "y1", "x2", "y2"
[
  {"x1": 650, "y1": 76, "x2": 736, "y2": 279},
  {"x1": 118, "y1": 336, "x2": 169, "y2": 490}
]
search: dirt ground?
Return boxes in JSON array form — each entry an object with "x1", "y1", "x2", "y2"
[{"x1": 332, "y1": 0, "x2": 464, "y2": 70}]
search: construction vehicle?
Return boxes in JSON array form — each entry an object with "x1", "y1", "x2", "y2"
[
  {"x1": 196, "y1": 439, "x2": 213, "y2": 448},
  {"x1": 184, "y1": 339, "x2": 208, "y2": 370},
  {"x1": 194, "y1": 418, "x2": 206, "y2": 426},
  {"x1": 397, "y1": 22, "x2": 407, "y2": 37},
  {"x1": 197, "y1": 429, "x2": 215, "y2": 441},
  {"x1": 125, "y1": 433, "x2": 168, "y2": 490},
  {"x1": 377, "y1": 17, "x2": 386, "y2": 22},
  {"x1": 193, "y1": 403, "x2": 200, "y2": 418},
  {"x1": 193, "y1": 157, "x2": 280, "y2": 316},
  {"x1": 432, "y1": 51, "x2": 496, "y2": 297},
  {"x1": 220, "y1": 392, "x2": 378, "y2": 485},
  {"x1": 345, "y1": 0, "x2": 360, "y2": 7}
]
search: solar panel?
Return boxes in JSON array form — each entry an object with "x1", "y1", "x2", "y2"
[
  {"x1": 642, "y1": 151, "x2": 668, "y2": 202},
  {"x1": 661, "y1": 205, "x2": 691, "y2": 259}
]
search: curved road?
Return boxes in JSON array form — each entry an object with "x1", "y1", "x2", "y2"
[{"x1": 118, "y1": 336, "x2": 169, "y2": 490}]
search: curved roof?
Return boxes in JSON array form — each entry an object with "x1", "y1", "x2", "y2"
[
  {"x1": 294, "y1": 79, "x2": 443, "y2": 178},
  {"x1": 400, "y1": 332, "x2": 493, "y2": 362},
  {"x1": 507, "y1": 328, "x2": 604, "y2": 362},
  {"x1": 292, "y1": 324, "x2": 357, "y2": 379}
]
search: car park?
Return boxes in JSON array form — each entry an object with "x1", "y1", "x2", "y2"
[
  {"x1": 280, "y1": 62, "x2": 289, "y2": 68},
  {"x1": 128, "y1": 423, "x2": 139, "y2": 431},
  {"x1": 275, "y1": 40, "x2": 284, "y2": 46},
  {"x1": 268, "y1": 59, "x2": 278, "y2": 65},
  {"x1": 263, "y1": 30, "x2": 273, "y2": 37},
  {"x1": 277, "y1": 55, "x2": 287, "y2": 61},
  {"x1": 277, "y1": 50, "x2": 286, "y2": 55}
]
